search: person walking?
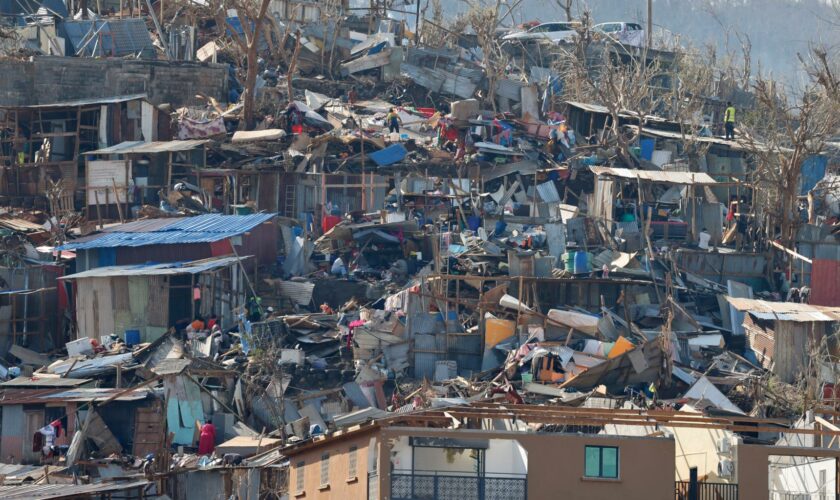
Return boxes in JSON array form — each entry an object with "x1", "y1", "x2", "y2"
[{"x1": 724, "y1": 101, "x2": 736, "y2": 140}]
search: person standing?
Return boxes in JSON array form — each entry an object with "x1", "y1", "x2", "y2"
[
  {"x1": 385, "y1": 108, "x2": 402, "y2": 134},
  {"x1": 724, "y1": 101, "x2": 736, "y2": 140},
  {"x1": 198, "y1": 420, "x2": 217, "y2": 455}
]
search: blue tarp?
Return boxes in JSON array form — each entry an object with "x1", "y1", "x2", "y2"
[
  {"x1": 370, "y1": 143, "x2": 408, "y2": 166},
  {"x1": 800, "y1": 155, "x2": 828, "y2": 195}
]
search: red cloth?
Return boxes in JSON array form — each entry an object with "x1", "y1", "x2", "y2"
[
  {"x1": 198, "y1": 423, "x2": 216, "y2": 455},
  {"x1": 50, "y1": 419, "x2": 62, "y2": 438},
  {"x1": 322, "y1": 215, "x2": 342, "y2": 233}
]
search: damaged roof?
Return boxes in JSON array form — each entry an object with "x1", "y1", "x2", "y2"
[
  {"x1": 58, "y1": 213, "x2": 276, "y2": 250},
  {"x1": 725, "y1": 297, "x2": 840, "y2": 322},
  {"x1": 60, "y1": 255, "x2": 249, "y2": 280},
  {"x1": 590, "y1": 166, "x2": 718, "y2": 185},
  {"x1": 85, "y1": 139, "x2": 210, "y2": 155}
]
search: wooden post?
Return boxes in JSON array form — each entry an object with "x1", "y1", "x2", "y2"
[
  {"x1": 94, "y1": 190, "x2": 103, "y2": 229},
  {"x1": 112, "y1": 179, "x2": 124, "y2": 223}
]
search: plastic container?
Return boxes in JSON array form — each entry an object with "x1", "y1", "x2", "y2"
[
  {"x1": 574, "y1": 251, "x2": 590, "y2": 274},
  {"x1": 639, "y1": 138, "x2": 655, "y2": 161},
  {"x1": 564, "y1": 251, "x2": 576, "y2": 271},
  {"x1": 232, "y1": 204, "x2": 254, "y2": 215},
  {"x1": 125, "y1": 330, "x2": 141, "y2": 346}
]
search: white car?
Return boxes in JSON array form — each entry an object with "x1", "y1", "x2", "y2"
[
  {"x1": 501, "y1": 22, "x2": 580, "y2": 44},
  {"x1": 593, "y1": 22, "x2": 645, "y2": 46}
]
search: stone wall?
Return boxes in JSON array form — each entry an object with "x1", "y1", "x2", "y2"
[{"x1": 0, "y1": 57, "x2": 228, "y2": 107}]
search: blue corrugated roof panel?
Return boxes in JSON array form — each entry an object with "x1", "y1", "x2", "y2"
[
  {"x1": 61, "y1": 255, "x2": 249, "y2": 279},
  {"x1": 58, "y1": 213, "x2": 275, "y2": 250},
  {"x1": 163, "y1": 213, "x2": 276, "y2": 233}
]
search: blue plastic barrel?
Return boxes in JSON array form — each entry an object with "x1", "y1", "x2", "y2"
[
  {"x1": 574, "y1": 251, "x2": 590, "y2": 274},
  {"x1": 640, "y1": 138, "x2": 655, "y2": 161},
  {"x1": 125, "y1": 330, "x2": 141, "y2": 346}
]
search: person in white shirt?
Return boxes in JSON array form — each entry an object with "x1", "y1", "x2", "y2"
[
  {"x1": 698, "y1": 227, "x2": 712, "y2": 250},
  {"x1": 331, "y1": 256, "x2": 347, "y2": 277}
]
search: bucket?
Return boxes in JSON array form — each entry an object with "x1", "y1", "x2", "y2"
[
  {"x1": 232, "y1": 204, "x2": 254, "y2": 215},
  {"x1": 125, "y1": 330, "x2": 141, "y2": 346}
]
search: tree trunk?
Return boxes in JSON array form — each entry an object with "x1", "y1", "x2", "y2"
[{"x1": 243, "y1": 44, "x2": 259, "y2": 130}]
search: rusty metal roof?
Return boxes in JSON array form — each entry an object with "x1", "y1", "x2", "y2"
[{"x1": 0, "y1": 479, "x2": 151, "y2": 499}]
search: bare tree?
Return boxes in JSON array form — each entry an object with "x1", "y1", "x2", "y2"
[
  {"x1": 209, "y1": 0, "x2": 272, "y2": 130},
  {"x1": 740, "y1": 75, "x2": 840, "y2": 249},
  {"x1": 461, "y1": 0, "x2": 525, "y2": 111},
  {"x1": 555, "y1": 0, "x2": 575, "y2": 21}
]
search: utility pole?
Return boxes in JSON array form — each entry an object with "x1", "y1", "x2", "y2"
[
  {"x1": 646, "y1": 0, "x2": 653, "y2": 48},
  {"x1": 415, "y1": 0, "x2": 421, "y2": 46}
]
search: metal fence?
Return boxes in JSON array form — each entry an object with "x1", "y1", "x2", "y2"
[
  {"x1": 676, "y1": 481, "x2": 739, "y2": 500},
  {"x1": 391, "y1": 471, "x2": 527, "y2": 500}
]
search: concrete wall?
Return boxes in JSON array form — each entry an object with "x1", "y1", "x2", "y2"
[
  {"x1": 770, "y1": 456, "x2": 836, "y2": 498},
  {"x1": 0, "y1": 57, "x2": 227, "y2": 107},
  {"x1": 289, "y1": 430, "x2": 375, "y2": 500},
  {"x1": 737, "y1": 444, "x2": 840, "y2": 499},
  {"x1": 381, "y1": 428, "x2": 675, "y2": 500}
]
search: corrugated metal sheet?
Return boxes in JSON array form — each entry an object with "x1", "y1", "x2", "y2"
[
  {"x1": 59, "y1": 213, "x2": 275, "y2": 250},
  {"x1": 0, "y1": 377, "x2": 90, "y2": 388},
  {"x1": 0, "y1": 479, "x2": 150, "y2": 499},
  {"x1": 21, "y1": 94, "x2": 148, "y2": 109},
  {"x1": 413, "y1": 334, "x2": 446, "y2": 379},
  {"x1": 495, "y1": 79, "x2": 526, "y2": 101},
  {"x1": 63, "y1": 18, "x2": 154, "y2": 57},
  {"x1": 61, "y1": 255, "x2": 246, "y2": 279},
  {"x1": 0, "y1": 217, "x2": 47, "y2": 233},
  {"x1": 726, "y1": 296, "x2": 840, "y2": 320},
  {"x1": 811, "y1": 259, "x2": 840, "y2": 307},
  {"x1": 85, "y1": 139, "x2": 209, "y2": 155},
  {"x1": 590, "y1": 166, "x2": 717, "y2": 185},
  {"x1": 101, "y1": 218, "x2": 185, "y2": 233},
  {"x1": 536, "y1": 180, "x2": 561, "y2": 203},
  {"x1": 275, "y1": 281, "x2": 315, "y2": 306},
  {"x1": 163, "y1": 213, "x2": 275, "y2": 232},
  {"x1": 447, "y1": 334, "x2": 482, "y2": 375}
]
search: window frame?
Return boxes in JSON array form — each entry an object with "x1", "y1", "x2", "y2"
[
  {"x1": 295, "y1": 460, "x2": 305, "y2": 494},
  {"x1": 584, "y1": 445, "x2": 619, "y2": 479},
  {"x1": 320, "y1": 452, "x2": 330, "y2": 488},
  {"x1": 348, "y1": 446, "x2": 358, "y2": 480}
]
